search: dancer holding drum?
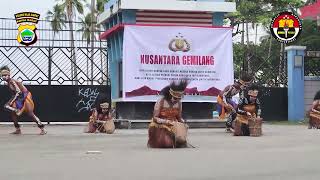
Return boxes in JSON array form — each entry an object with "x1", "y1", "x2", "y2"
[
  {"x1": 85, "y1": 102, "x2": 115, "y2": 134},
  {"x1": 234, "y1": 84, "x2": 262, "y2": 137},
  {"x1": 148, "y1": 80, "x2": 189, "y2": 148},
  {"x1": 308, "y1": 90, "x2": 320, "y2": 129},
  {"x1": 216, "y1": 73, "x2": 253, "y2": 132}
]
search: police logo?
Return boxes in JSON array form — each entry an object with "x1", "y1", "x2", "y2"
[
  {"x1": 169, "y1": 33, "x2": 191, "y2": 52},
  {"x1": 14, "y1": 12, "x2": 40, "y2": 46}
]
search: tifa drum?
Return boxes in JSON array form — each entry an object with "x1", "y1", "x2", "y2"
[
  {"x1": 233, "y1": 119, "x2": 243, "y2": 136},
  {"x1": 309, "y1": 112, "x2": 320, "y2": 129},
  {"x1": 248, "y1": 117, "x2": 262, "y2": 137},
  {"x1": 172, "y1": 122, "x2": 188, "y2": 144},
  {"x1": 104, "y1": 120, "x2": 115, "y2": 134}
]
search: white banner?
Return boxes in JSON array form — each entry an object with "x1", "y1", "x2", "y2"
[{"x1": 122, "y1": 25, "x2": 233, "y2": 102}]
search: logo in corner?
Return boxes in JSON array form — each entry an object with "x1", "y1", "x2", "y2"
[
  {"x1": 14, "y1": 12, "x2": 40, "y2": 46},
  {"x1": 270, "y1": 11, "x2": 302, "y2": 43},
  {"x1": 169, "y1": 33, "x2": 190, "y2": 52}
]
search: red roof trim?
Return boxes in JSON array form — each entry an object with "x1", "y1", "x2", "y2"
[
  {"x1": 99, "y1": 23, "x2": 232, "y2": 40},
  {"x1": 137, "y1": 10, "x2": 211, "y2": 14},
  {"x1": 136, "y1": 20, "x2": 212, "y2": 24},
  {"x1": 136, "y1": 15, "x2": 213, "y2": 19},
  {"x1": 299, "y1": 1, "x2": 320, "y2": 20},
  {"x1": 125, "y1": 23, "x2": 232, "y2": 29},
  {"x1": 99, "y1": 24, "x2": 124, "y2": 40}
]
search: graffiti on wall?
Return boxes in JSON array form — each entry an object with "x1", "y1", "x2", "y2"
[{"x1": 76, "y1": 88, "x2": 100, "y2": 112}]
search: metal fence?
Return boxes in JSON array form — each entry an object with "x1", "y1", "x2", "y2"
[
  {"x1": 238, "y1": 53, "x2": 288, "y2": 88},
  {"x1": 0, "y1": 18, "x2": 109, "y2": 85},
  {"x1": 304, "y1": 56, "x2": 320, "y2": 76}
]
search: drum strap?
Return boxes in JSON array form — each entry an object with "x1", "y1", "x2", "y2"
[
  {"x1": 97, "y1": 122, "x2": 104, "y2": 131},
  {"x1": 187, "y1": 142, "x2": 196, "y2": 148}
]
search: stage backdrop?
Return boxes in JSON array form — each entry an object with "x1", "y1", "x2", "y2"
[{"x1": 123, "y1": 25, "x2": 233, "y2": 102}]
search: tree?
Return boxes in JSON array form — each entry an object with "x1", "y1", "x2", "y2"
[
  {"x1": 96, "y1": 0, "x2": 110, "y2": 85},
  {"x1": 82, "y1": 0, "x2": 109, "y2": 84},
  {"x1": 46, "y1": 4, "x2": 66, "y2": 48},
  {"x1": 59, "y1": 0, "x2": 85, "y2": 85},
  {"x1": 233, "y1": 19, "x2": 320, "y2": 86},
  {"x1": 46, "y1": 4, "x2": 66, "y2": 85},
  {"x1": 78, "y1": 13, "x2": 94, "y2": 84},
  {"x1": 227, "y1": 0, "x2": 268, "y2": 73},
  {"x1": 79, "y1": 14, "x2": 93, "y2": 46},
  {"x1": 97, "y1": 0, "x2": 109, "y2": 14},
  {"x1": 227, "y1": 0, "x2": 305, "y2": 85},
  {"x1": 293, "y1": 20, "x2": 320, "y2": 76},
  {"x1": 304, "y1": 0, "x2": 317, "y2": 5},
  {"x1": 77, "y1": 0, "x2": 109, "y2": 85}
]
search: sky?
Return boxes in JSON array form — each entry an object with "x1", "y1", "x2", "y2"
[
  {"x1": 0, "y1": 0, "x2": 309, "y2": 19},
  {"x1": 0, "y1": 0, "x2": 282, "y2": 44},
  {"x1": 0, "y1": 0, "x2": 92, "y2": 19},
  {"x1": 1, "y1": 0, "x2": 56, "y2": 19}
]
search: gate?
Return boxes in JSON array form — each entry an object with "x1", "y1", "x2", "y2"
[
  {"x1": 0, "y1": 18, "x2": 109, "y2": 85},
  {"x1": 0, "y1": 18, "x2": 110, "y2": 122}
]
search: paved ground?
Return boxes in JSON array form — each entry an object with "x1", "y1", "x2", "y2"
[{"x1": 0, "y1": 124, "x2": 319, "y2": 180}]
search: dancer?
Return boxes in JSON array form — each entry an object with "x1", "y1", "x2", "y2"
[
  {"x1": 0, "y1": 65, "x2": 46, "y2": 135},
  {"x1": 85, "y1": 102, "x2": 114, "y2": 134},
  {"x1": 216, "y1": 73, "x2": 253, "y2": 132},
  {"x1": 148, "y1": 80, "x2": 189, "y2": 148},
  {"x1": 234, "y1": 84, "x2": 262, "y2": 136},
  {"x1": 308, "y1": 90, "x2": 320, "y2": 129}
]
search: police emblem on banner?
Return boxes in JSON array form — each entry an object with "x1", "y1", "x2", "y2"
[
  {"x1": 169, "y1": 33, "x2": 191, "y2": 52},
  {"x1": 270, "y1": 11, "x2": 302, "y2": 43},
  {"x1": 14, "y1": 12, "x2": 40, "y2": 46}
]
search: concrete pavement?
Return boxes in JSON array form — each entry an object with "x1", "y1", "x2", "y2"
[{"x1": 0, "y1": 124, "x2": 319, "y2": 180}]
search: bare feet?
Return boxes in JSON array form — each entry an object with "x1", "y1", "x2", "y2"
[
  {"x1": 15, "y1": 110, "x2": 23, "y2": 116},
  {"x1": 39, "y1": 129, "x2": 47, "y2": 135},
  {"x1": 225, "y1": 128, "x2": 233, "y2": 133},
  {"x1": 10, "y1": 129, "x2": 21, "y2": 135}
]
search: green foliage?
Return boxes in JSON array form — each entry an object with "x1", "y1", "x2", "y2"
[
  {"x1": 293, "y1": 20, "x2": 320, "y2": 76},
  {"x1": 97, "y1": 0, "x2": 109, "y2": 14},
  {"x1": 78, "y1": 13, "x2": 96, "y2": 45},
  {"x1": 59, "y1": 0, "x2": 86, "y2": 19},
  {"x1": 233, "y1": 20, "x2": 320, "y2": 82},
  {"x1": 46, "y1": 4, "x2": 66, "y2": 34},
  {"x1": 227, "y1": 0, "x2": 317, "y2": 84},
  {"x1": 293, "y1": 20, "x2": 320, "y2": 50}
]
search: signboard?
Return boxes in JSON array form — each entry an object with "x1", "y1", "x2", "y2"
[
  {"x1": 306, "y1": 51, "x2": 320, "y2": 58},
  {"x1": 122, "y1": 25, "x2": 234, "y2": 102}
]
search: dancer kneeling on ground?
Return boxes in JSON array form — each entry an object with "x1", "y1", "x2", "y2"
[
  {"x1": 216, "y1": 73, "x2": 253, "y2": 132},
  {"x1": 0, "y1": 65, "x2": 46, "y2": 135},
  {"x1": 234, "y1": 84, "x2": 262, "y2": 137},
  {"x1": 85, "y1": 102, "x2": 115, "y2": 134},
  {"x1": 148, "y1": 80, "x2": 189, "y2": 148},
  {"x1": 308, "y1": 90, "x2": 320, "y2": 129}
]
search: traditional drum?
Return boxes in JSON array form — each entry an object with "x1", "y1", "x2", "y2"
[
  {"x1": 172, "y1": 122, "x2": 188, "y2": 144},
  {"x1": 309, "y1": 112, "x2": 320, "y2": 129},
  {"x1": 233, "y1": 119, "x2": 242, "y2": 136},
  {"x1": 248, "y1": 117, "x2": 262, "y2": 137},
  {"x1": 233, "y1": 113, "x2": 248, "y2": 136},
  {"x1": 243, "y1": 105, "x2": 256, "y2": 114},
  {"x1": 104, "y1": 120, "x2": 115, "y2": 134},
  {"x1": 85, "y1": 121, "x2": 96, "y2": 133}
]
